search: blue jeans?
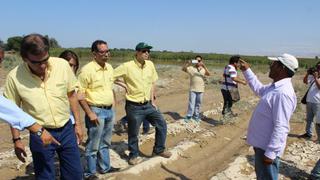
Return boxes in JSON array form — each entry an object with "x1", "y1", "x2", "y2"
[
  {"x1": 186, "y1": 91, "x2": 203, "y2": 119},
  {"x1": 254, "y1": 147, "x2": 280, "y2": 180},
  {"x1": 84, "y1": 107, "x2": 114, "y2": 177},
  {"x1": 306, "y1": 102, "x2": 320, "y2": 136},
  {"x1": 316, "y1": 124, "x2": 320, "y2": 143},
  {"x1": 221, "y1": 89, "x2": 233, "y2": 115},
  {"x1": 121, "y1": 116, "x2": 151, "y2": 133},
  {"x1": 30, "y1": 120, "x2": 82, "y2": 180},
  {"x1": 125, "y1": 101, "x2": 167, "y2": 158},
  {"x1": 311, "y1": 158, "x2": 320, "y2": 179}
]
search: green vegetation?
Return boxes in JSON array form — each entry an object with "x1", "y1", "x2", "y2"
[
  {"x1": 3, "y1": 47, "x2": 318, "y2": 73},
  {"x1": 1, "y1": 35, "x2": 317, "y2": 70},
  {"x1": 49, "y1": 48, "x2": 318, "y2": 69}
]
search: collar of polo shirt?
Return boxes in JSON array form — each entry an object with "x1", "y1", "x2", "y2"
[
  {"x1": 134, "y1": 58, "x2": 147, "y2": 69},
  {"x1": 24, "y1": 58, "x2": 53, "y2": 79},
  {"x1": 92, "y1": 60, "x2": 108, "y2": 71}
]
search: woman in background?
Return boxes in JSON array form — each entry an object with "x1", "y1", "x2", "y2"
[{"x1": 59, "y1": 50, "x2": 82, "y2": 125}]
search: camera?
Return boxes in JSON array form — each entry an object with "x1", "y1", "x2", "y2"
[
  {"x1": 191, "y1": 59, "x2": 199, "y2": 64},
  {"x1": 307, "y1": 67, "x2": 318, "y2": 75}
]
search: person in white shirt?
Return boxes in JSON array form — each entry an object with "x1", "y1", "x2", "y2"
[
  {"x1": 239, "y1": 53, "x2": 298, "y2": 180},
  {"x1": 300, "y1": 62, "x2": 320, "y2": 140},
  {"x1": 220, "y1": 55, "x2": 247, "y2": 117}
]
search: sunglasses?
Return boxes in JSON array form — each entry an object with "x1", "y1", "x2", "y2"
[
  {"x1": 140, "y1": 50, "x2": 150, "y2": 53},
  {"x1": 28, "y1": 55, "x2": 50, "y2": 65}
]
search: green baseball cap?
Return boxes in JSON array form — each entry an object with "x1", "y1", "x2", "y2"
[{"x1": 135, "y1": 42, "x2": 153, "y2": 51}]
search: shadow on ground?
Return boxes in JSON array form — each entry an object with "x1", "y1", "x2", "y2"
[{"x1": 161, "y1": 164, "x2": 191, "y2": 180}]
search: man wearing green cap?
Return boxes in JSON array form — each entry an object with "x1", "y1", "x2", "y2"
[{"x1": 114, "y1": 42, "x2": 171, "y2": 165}]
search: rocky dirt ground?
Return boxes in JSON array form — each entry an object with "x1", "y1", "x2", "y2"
[{"x1": 0, "y1": 63, "x2": 318, "y2": 180}]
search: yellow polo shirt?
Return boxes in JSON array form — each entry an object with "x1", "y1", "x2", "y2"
[
  {"x1": 113, "y1": 59, "x2": 158, "y2": 103},
  {"x1": 4, "y1": 57, "x2": 77, "y2": 128},
  {"x1": 78, "y1": 61, "x2": 114, "y2": 106}
]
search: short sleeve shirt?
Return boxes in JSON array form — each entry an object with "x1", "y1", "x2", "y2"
[
  {"x1": 4, "y1": 57, "x2": 76, "y2": 128},
  {"x1": 113, "y1": 59, "x2": 158, "y2": 103},
  {"x1": 221, "y1": 65, "x2": 238, "y2": 90}
]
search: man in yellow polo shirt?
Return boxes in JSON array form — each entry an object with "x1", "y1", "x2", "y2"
[
  {"x1": 78, "y1": 40, "x2": 120, "y2": 179},
  {"x1": 4, "y1": 34, "x2": 83, "y2": 180},
  {"x1": 114, "y1": 42, "x2": 171, "y2": 165}
]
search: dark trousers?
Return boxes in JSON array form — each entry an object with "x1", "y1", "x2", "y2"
[
  {"x1": 121, "y1": 116, "x2": 151, "y2": 133},
  {"x1": 30, "y1": 120, "x2": 83, "y2": 180},
  {"x1": 125, "y1": 101, "x2": 167, "y2": 158},
  {"x1": 221, "y1": 89, "x2": 233, "y2": 114}
]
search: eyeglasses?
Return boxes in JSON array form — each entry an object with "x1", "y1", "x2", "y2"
[
  {"x1": 96, "y1": 50, "x2": 110, "y2": 55},
  {"x1": 28, "y1": 55, "x2": 50, "y2": 65}
]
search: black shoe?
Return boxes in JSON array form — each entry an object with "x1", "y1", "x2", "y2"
[
  {"x1": 99, "y1": 166, "x2": 121, "y2": 174},
  {"x1": 299, "y1": 133, "x2": 312, "y2": 139},
  {"x1": 108, "y1": 166, "x2": 121, "y2": 173},
  {"x1": 84, "y1": 175, "x2": 99, "y2": 180}
]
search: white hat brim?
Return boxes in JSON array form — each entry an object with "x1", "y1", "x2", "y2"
[{"x1": 267, "y1": 57, "x2": 279, "y2": 61}]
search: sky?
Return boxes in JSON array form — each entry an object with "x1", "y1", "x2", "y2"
[{"x1": 1, "y1": 0, "x2": 319, "y2": 57}]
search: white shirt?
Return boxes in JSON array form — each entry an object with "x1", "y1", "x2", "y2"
[
  {"x1": 221, "y1": 65, "x2": 238, "y2": 90},
  {"x1": 0, "y1": 95, "x2": 35, "y2": 130},
  {"x1": 306, "y1": 76, "x2": 320, "y2": 103},
  {"x1": 244, "y1": 68, "x2": 296, "y2": 160}
]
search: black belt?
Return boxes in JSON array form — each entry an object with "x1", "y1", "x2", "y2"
[
  {"x1": 91, "y1": 105, "x2": 113, "y2": 109},
  {"x1": 45, "y1": 120, "x2": 71, "y2": 131},
  {"x1": 126, "y1": 100, "x2": 150, "y2": 106}
]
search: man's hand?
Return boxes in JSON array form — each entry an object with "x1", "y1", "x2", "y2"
[
  {"x1": 76, "y1": 92, "x2": 86, "y2": 101},
  {"x1": 239, "y1": 59, "x2": 250, "y2": 71},
  {"x1": 89, "y1": 112, "x2": 99, "y2": 126},
  {"x1": 198, "y1": 61, "x2": 204, "y2": 67},
  {"x1": 40, "y1": 130, "x2": 60, "y2": 146},
  {"x1": 151, "y1": 101, "x2": 158, "y2": 110},
  {"x1": 263, "y1": 155, "x2": 273, "y2": 165},
  {"x1": 74, "y1": 124, "x2": 83, "y2": 145},
  {"x1": 14, "y1": 140, "x2": 27, "y2": 163},
  {"x1": 241, "y1": 80, "x2": 247, "y2": 85},
  {"x1": 313, "y1": 71, "x2": 319, "y2": 79}
]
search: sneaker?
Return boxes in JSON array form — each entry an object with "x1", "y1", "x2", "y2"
[
  {"x1": 299, "y1": 133, "x2": 312, "y2": 139},
  {"x1": 152, "y1": 150, "x2": 172, "y2": 158},
  {"x1": 184, "y1": 116, "x2": 192, "y2": 122},
  {"x1": 128, "y1": 157, "x2": 142, "y2": 165},
  {"x1": 99, "y1": 166, "x2": 121, "y2": 174},
  {"x1": 84, "y1": 175, "x2": 99, "y2": 180}
]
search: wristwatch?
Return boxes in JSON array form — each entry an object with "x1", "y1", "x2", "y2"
[
  {"x1": 35, "y1": 127, "x2": 44, "y2": 137},
  {"x1": 12, "y1": 137, "x2": 21, "y2": 143}
]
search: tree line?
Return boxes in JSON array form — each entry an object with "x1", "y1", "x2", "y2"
[
  {"x1": 0, "y1": 36, "x2": 318, "y2": 69},
  {"x1": 0, "y1": 35, "x2": 60, "y2": 51}
]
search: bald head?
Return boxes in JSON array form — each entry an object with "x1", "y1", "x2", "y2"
[{"x1": 20, "y1": 34, "x2": 49, "y2": 59}]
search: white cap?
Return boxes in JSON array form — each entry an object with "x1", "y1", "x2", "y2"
[{"x1": 267, "y1": 53, "x2": 299, "y2": 72}]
